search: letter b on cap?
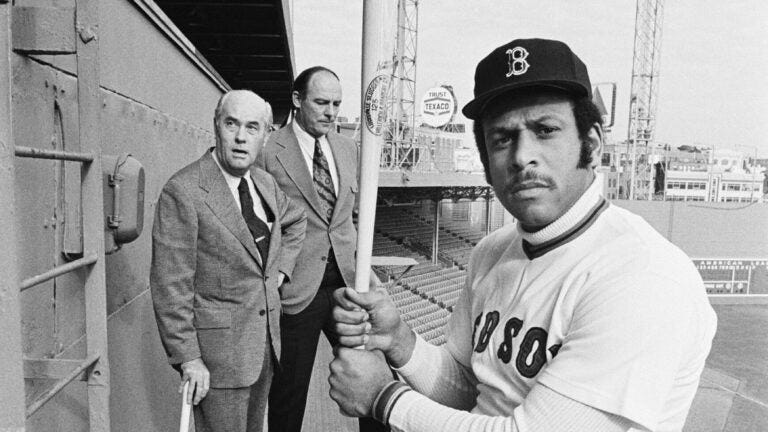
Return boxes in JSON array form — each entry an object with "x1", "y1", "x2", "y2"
[{"x1": 506, "y1": 47, "x2": 530, "y2": 77}]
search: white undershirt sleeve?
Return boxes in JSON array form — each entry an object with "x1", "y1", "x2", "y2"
[
  {"x1": 386, "y1": 382, "x2": 635, "y2": 432},
  {"x1": 394, "y1": 335, "x2": 478, "y2": 410}
]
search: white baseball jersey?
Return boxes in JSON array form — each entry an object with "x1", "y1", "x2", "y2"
[{"x1": 436, "y1": 180, "x2": 717, "y2": 431}]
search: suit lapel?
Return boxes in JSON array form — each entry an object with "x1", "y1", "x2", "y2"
[
  {"x1": 328, "y1": 133, "x2": 352, "y2": 222},
  {"x1": 275, "y1": 127, "x2": 328, "y2": 222},
  {"x1": 251, "y1": 172, "x2": 279, "y2": 272},
  {"x1": 199, "y1": 151, "x2": 263, "y2": 269}
]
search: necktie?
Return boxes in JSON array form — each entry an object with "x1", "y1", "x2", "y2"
[
  {"x1": 312, "y1": 139, "x2": 336, "y2": 221},
  {"x1": 238, "y1": 178, "x2": 270, "y2": 264}
]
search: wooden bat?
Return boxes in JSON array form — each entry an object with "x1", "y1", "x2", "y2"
[
  {"x1": 355, "y1": 0, "x2": 389, "y2": 294},
  {"x1": 179, "y1": 380, "x2": 191, "y2": 432}
]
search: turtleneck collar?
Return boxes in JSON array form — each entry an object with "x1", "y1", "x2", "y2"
[{"x1": 517, "y1": 179, "x2": 608, "y2": 260}]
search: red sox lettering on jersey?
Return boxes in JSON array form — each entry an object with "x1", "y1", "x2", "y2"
[{"x1": 472, "y1": 311, "x2": 562, "y2": 379}]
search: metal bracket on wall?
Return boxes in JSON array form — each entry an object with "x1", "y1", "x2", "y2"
[{"x1": 12, "y1": 6, "x2": 76, "y2": 54}]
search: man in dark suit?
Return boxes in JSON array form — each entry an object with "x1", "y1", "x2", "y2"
[
  {"x1": 257, "y1": 67, "x2": 384, "y2": 432},
  {"x1": 151, "y1": 90, "x2": 306, "y2": 432}
]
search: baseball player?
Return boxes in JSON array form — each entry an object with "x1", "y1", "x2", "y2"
[{"x1": 328, "y1": 38, "x2": 717, "y2": 432}]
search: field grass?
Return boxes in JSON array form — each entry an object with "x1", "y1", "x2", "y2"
[{"x1": 685, "y1": 303, "x2": 768, "y2": 432}]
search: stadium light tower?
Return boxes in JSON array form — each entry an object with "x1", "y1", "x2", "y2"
[
  {"x1": 383, "y1": 0, "x2": 418, "y2": 170},
  {"x1": 627, "y1": 0, "x2": 664, "y2": 200}
]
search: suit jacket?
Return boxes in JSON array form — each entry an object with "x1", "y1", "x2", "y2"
[
  {"x1": 150, "y1": 150, "x2": 306, "y2": 388},
  {"x1": 256, "y1": 126, "x2": 359, "y2": 314}
]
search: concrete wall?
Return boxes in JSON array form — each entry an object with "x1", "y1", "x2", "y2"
[
  {"x1": 614, "y1": 200, "x2": 768, "y2": 259},
  {"x1": 12, "y1": 0, "x2": 222, "y2": 430}
]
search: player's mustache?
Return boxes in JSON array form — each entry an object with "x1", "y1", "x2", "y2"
[
  {"x1": 509, "y1": 170, "x2": 555, "y2": 188},
  {"x1": 507, "y1": 171, "x2": 554, "y2": 192}
]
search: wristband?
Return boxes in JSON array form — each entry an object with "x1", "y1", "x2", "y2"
[{"x1": 372, "y1": 381, "x2": 412, "y2": 425}]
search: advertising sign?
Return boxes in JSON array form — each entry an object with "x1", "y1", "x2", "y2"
[{"x1": 420, "y1": 86, "x2": 456, "y2": 128}]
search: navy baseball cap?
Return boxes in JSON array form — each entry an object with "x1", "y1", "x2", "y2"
[{"x1": 462, "y1": 38, "x2": 592, "y2": 120}]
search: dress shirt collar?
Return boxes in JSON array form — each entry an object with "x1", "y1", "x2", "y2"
[
  {"x1": 211, "y1": 148, "x2": 250, "y2": 195},
  {"x1": 292, "y1": 120, "x2": 329, "y2": 157}
]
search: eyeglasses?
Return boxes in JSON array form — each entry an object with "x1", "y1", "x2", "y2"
[{"x1": 222, "y1": 119, "x2": 263, "y2": 136}]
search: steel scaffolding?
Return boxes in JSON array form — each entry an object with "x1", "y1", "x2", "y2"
[
  {"x1": 382, "y1": 0, "x2": 419, "y2": 170},
  {"x1": 628, "y1": 0, "x2": 664, "y2": 200}
]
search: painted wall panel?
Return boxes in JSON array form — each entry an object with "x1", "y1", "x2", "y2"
[
  {"x1": 97, "y1": 0, "x2": 223, "y2": 130},
  {"x1": 23, "y1": 0, "x2": 223, "y2": 131},
  {"x1": 11, "y1": 0, "x2": 220, "y2": 429}
]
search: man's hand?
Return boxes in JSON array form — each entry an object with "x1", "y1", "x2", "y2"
[
  {"x1": 329, "y1": 348, "x2": 394, "y2": 418},
  {"x1": 332, "y1": 287, "x2": 416, "y2": 367},
  {"x1": 277, "y1": 271, "x2": 287, "y2": 287},
  {"x1": 180, "y1": 358, "x2": 210, "y2": 405}
]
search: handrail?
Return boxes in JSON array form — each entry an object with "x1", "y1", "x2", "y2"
[
  {"x1": 26, "y1": 352, "x2": 101, "y2": 417},
  {"x1": 15, "y1": 146, "x2": 94, "y2": 162},
  {"x1": 20, "y1": 254, "x2": 98, "y2": 292}
]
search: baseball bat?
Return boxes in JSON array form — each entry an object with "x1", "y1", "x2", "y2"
[{"x1": 354, "y1": 0, "x2": 389, "y2": 294}]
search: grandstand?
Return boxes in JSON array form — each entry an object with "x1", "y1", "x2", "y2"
[{"x1": 372, "y1": 206, "x2": 470, "y2": 345}]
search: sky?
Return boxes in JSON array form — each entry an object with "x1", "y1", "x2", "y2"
[{"x1": 289, "y1": 0, "x2": 768, "y2": 157}]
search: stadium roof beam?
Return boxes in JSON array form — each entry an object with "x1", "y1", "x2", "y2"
[{"x1": 154, "y1": 0, "x2": 295, "y2": 123}]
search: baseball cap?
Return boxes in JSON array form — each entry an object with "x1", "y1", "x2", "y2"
[{"x1": 462, "y1": 38, "x2": 592, "y2": 120}]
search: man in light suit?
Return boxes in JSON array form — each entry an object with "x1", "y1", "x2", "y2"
[
  {"x1": 151, "y1": 90, "x2": 306, "y2": 432},
  {"x1": 257, "y1": 67, "x2": 386, "y2": 432}
]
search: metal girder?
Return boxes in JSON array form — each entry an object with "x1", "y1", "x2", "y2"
[
  {"x1": 160, "y1": 2, "x2": 274, "y2": 6},
  {"x1": 186, "y1": 32, "x2": 279, "y2": 38},
  {"x1": 75, "y1": 0, "x2": 111, "y2": 428},
  {"x1": 0, "y1": 1, "x2": 27, "y2": 428},
  {"x1": 20, "y1": 254, "x2": 98, "y2": 292},
  {"x1": 24, "y1": 358, "x2": 92, "y2": 380},
  {"x1": 15, "y1": 145, "x2": 94, "y2": 162},
  {"x1": 378, "y1": 186, "x2": 494, "y2": 204},
  {"x1": 25, "y1": 354, "x2": 101, "y2": 417}
]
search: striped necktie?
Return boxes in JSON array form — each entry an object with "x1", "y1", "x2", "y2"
[
  {"x1": 312, "y1": 138, "x2": 336, "y2": 221},
  {"x1": 238, "y1": 178, "x2": 270, "y2": 264}
]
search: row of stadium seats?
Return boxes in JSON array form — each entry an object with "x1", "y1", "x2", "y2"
[
  {"x1": 385, "y1": 283, "x2": 450, "y2": 345},
  {"x1": 374, "y1": 207, "x2": 481, "y2": 346},
  {"x1": 399, "y1": 207, "x2": 483, "y2": 245},
  {"x1": 377, "y1": 207, "x2": 474, "y2": 247},
  {"x1": 375, "y1": 207, "x2": 479, "y2": 270}
]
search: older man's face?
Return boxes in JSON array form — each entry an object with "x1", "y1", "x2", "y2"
[
  {"x1": 215, "y1": 92, "x2": 270, "y2": 177},
  {"x1": 482, "y1": 92, "x2": 598, "y2": 232},
  {"x1": 293, "y1": 71, "x2": 342, "y2": 138}
]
